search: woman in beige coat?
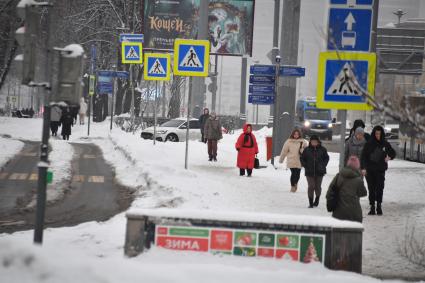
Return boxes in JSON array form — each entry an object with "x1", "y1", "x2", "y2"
[{"x1": 279, "y1": 129, "x2": 308, "y2": 192}]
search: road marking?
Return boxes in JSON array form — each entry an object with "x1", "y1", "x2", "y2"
[
  {"x1": 9, "y1": 173, "x2": 29, "y2": 180},
  {"x1": 88, "y1": 176, "x2": 104, "y2": 183},
  {"x1": 72, "y1": 175, "x2": 85, "y2": 183},
  {"x1": 0, "y1": 173, "x2": 8, "y2": 180},
  {"x1": 29, "y1": 173, "x2": 38, "y2": 181},
  {"x1": 83, "y1": 154, "x2": 96, "y2": 159}
]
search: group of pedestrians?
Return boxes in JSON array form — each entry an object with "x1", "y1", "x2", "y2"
[
  {"x1": 274, "y1": 119, "x2": 396, "y2": 222},
  {"x1": 50, "y1": 98, "x2": 88, "y2": 140}
]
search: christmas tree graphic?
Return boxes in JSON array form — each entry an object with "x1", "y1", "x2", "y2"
[{"x1": 303, "y1": 238, "x2": 320, "y2": 263}]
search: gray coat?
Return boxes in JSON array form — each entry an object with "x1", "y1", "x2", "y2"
[
  {"x1": 204, "y1": 117, "x2": 222, "y2": 140},
  {"x1": 344, "y1": 135, "x2": 366, "y2": 165},
  {"x1": 326, "y1": 167, "x2": 367, "y2": 223}
]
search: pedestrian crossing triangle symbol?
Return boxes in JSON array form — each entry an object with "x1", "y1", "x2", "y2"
[
  {"x1": 149, "y1": 59, "x2": 166, "y2": 75},
  {"x1": 126, "y1": 46, "x2": 140, "y2": 59},
  {"x1": 179, "y1": 46, "x2": 203, "y2": 68},
  {"x1": 327, "y1": 63, "x2": 361, "y2": 96}
]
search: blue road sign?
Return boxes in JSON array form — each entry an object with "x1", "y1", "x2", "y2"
[
  {"x1": 249, "y1": 75, "x2": 275, "y2": 85},
  {"x1": 97, "y1": 74, "x2": 113, "y2": 94},
  {"x1": 98, "y1": 83, "x2": 113, "y2": 94},
  {"x1": 250, "y1": 65, "x2": 275, "y2": 76},
  {"x1": 176, "y1": 43, "x2": 207, "y2": 75},
  {"x1": 330, "y1": 0, "x2": 373, "y2": 5},
  {"x1": 97, "y1": 70, "x2": 129, "y2": 79},
  {"x1": 119, "y1": 34, "x2": 144, "y2": 43},
  {"x1": 90, "y1": 44, "x2": 96, "y2": 73},
  {"x1": 280, "y1": 66, "x2": 306, "y2": 77},
  {"x1": 97, "y1": 70, "x2": 115, "y2": 77},
  {"x1": 145, "y1": 54, "x2": 170, "y2": 80},
  {"x1": 249, "y1": 85, "x2": 275, "y2": 94},
  {"x1": 115, "y1": 71, "x2": 129, "y2": 79},
  {"x1": 248, "y1": 94, "x2": 275, "y2": 105},
  {"x1": 327, "y1": 7, "x2": 372, "y2": 52}
]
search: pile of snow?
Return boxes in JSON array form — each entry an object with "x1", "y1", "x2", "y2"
[{"x1": 0, "y1": 137, "x2": 24, "y2": 168}]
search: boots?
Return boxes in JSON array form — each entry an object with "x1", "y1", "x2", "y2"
[
  {"x1": 313, "y1": 196, "x2": 320, "y2": 207},
  {"x1": 308, "y1": 197, "x2": 314, "y2": 208},
  {"x1": 376, "y1": 203, "x2": 383, "y2": 215},
  {"x1": 290, "y1": 185, "x2": 297, "y2": 193},
  {"x1": 368, "y1": 204, "x2": 376, "y2": 215}
]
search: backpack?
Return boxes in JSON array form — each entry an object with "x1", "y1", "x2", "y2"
[{"x1": 326, "y1": 174, "x2": 340, "y2": 212}]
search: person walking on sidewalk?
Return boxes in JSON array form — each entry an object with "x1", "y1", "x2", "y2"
[
  {"x1": 301, "y1": 135, "x2": 329, "y2": 208},
  {"x1": 204, "y1": 112, "x2": 223, "y2": 161},
  {"x1": 326, "y1": 156, "x2": 367, "y2": 223},
  {"x1": 236, "y1": 124, "x2": 258, "y2": 177},
  {"x1": 361, "y1": 125, "x2": 396, "y2": 215},
  {"x1": 79, "y1": 97, "x2": 88, "y2": 125},
  {"x1": 344, "y1": 127, "x2": 366, "y2": 165},
  {"x1": 279, "y1": 129, "x2": 308, "y2": 192},
  {"x1": 60, "y1": 107, "x2": 74, "y2": 140},
  {"x1": 199, "y1": 108, "x2": 210, "y2": 143},
  {"x1": 50, "y1": 105, "x2": 62, "y2": 136}
]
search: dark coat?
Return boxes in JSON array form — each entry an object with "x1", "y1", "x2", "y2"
[
  {"x1": 199, "y1": 113, "x2": 210, "y2": 133},
  {"x1": 204, "y1": 117, "x2": 223, "y2": 140},
  {"x1": 300, "y1": 141, "x2": 329, "y2": 177},
  {"x1": 236, "y1": 124, "x2": 258, "y2": 169},
  {"x1": 326, "y1": 167, "x2": 367, "y2": 223},
  {"x1": 60, "y1": 112, "x2": 74, "y2": 136},
  {"x1": 361, "y1": 125, "x2": 396, "y2": 172}
]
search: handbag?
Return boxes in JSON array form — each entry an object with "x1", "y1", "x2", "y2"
[
  {"x1": 326, "y1": 174, "x2": 340, "y2": 212},
  {"x1": 254, "y1": 155, "x2": 260, "y2": 169}
]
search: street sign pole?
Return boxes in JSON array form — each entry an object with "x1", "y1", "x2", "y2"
[
  {"x1": 185, "y1": 77, "x2": 193, "y2": 170},
  {"x1": 271, "y1": 56, "x2": 281, "y2": 167},
  {"x1": 154, "y1": 80, "x2": 158, "y2": 145},
  {"x1": 339, "y1": 110, "x2": 347, "y2": 170},
  {"x1": 110, "y1": 68, "x2": 116, "y2": 131}
]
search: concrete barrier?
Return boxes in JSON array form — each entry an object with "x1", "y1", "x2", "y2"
[{"x1": 125, "y1": 209, "x2": 364, "y2": 273}]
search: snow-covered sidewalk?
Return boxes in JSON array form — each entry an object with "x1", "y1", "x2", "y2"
[{"x1": 0, "y1": 117, "x2": 424, "y2": 281}]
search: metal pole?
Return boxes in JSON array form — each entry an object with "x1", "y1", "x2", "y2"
[
  {"x1": 34, "y1": 3, "x2": 52, "y2": 244},
  {"x1": 271, "y1": 56, "x2": 281, "y2": 167},
  {"x1": 153, "y1": 81, "x2": 158, "y2": 145},
  {"x1": 270, "y1": 0, "x2": 281, "y2": 119},
  {"x1": 218, "y1": 56, "x2": 223, "y2": 115},
  {"x1": 87, "y1": 92, "x2": 91, "y2": 136},
  {"x1": 256, "y1": 104, "x2": 259, "y2": 125},
  {"x1": 239, "y1": 56, "x2": 248, "y2": 127},
  {"x1": 130, "y1": 64, "x2": 135, "y2": 132},
  {"x1": 212, "y1": 54, "x2": 218, "y2": 111},
  {"x1": 185, "y1": 77, "x2": 193, "y2": 169},
  {"x1": 339, "y1": 110, "x2": 347, "y2": 170},
  {"x1": 110, "y1": 69, "x2": 116, "y2": 131}
]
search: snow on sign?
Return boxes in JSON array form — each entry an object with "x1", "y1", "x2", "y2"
[
  {"x1": 154, "y1": 225, "x2": 325, "y2": 264},
  {"x1": 316, "y1": 51, "x2": 376, "y2": 111},
  {"x1": 173, "y1": 39, "x2": 210, "y2": 77},
  {"x1": 121, "y1": 42, "x2": 143, "y2": 64},
  {"x1": 144, "y1": 53, "x2": 171, "y2": 81}
]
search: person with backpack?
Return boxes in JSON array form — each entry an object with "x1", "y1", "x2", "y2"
[
  {"x1": 236, "y1": 124, "x2": 258, "y2": 177},
  {"x1": 300, "y1": 135, "x2": 329, "y2": 208},
  {"x1": 326, "y1": 155, "x2": 367, "y2": 223},
  {"x1": 361, "y1": 125, "x2": 396, "y2": 215},
  {"x1": 279, "y1": 129, "x2": 308, "y2": 192}
]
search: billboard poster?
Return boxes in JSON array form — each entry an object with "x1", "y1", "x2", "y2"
[
  {"x1": 154, "y1": 225, "x2": 325, "y2": 264},
  {"x1": 144, "y1": 0, "x2": 200, "y2": 50},
  {"x1": 143, "y1": 0, "x2": 255, "y2": 56},
  {"x1": 208, "y1": 0, "x2": 255, "y2": 56}
]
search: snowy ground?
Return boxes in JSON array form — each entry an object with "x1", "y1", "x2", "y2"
[
  {"x1": 0, "y1": 136, "x2": 24, "y2": 169},
  {"x1": 0, "y1": 117, "x2": 424, "y2": 282}
]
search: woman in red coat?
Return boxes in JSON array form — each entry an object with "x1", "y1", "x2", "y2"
[{"x1": 236, "y1": 124, "x2": 259, "y2": 177}]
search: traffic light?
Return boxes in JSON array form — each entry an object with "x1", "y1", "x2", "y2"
[
  {"x1": 15, "y1": 1, "x2": 41, "y2": 85},
  {"x1": 53, "y1": 44, "x2": 85, "y2": 105}
]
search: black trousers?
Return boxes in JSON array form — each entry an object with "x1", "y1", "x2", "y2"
[
  {"x1": 240, "y1": 169, "x2": 252, "y2": 176},
  {"x1": 366, "y1": 170, "x2": 385, "y2": 205},
  {"x1": 289, "y1": 168, "x2": 301, "y2": 186}
]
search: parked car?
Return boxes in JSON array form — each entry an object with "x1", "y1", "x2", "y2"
[
  {"x1": 11, "y1": 110, "x2": 30, "y2": 118},
  {"x1": 141, "y1": 118, "x2": 202, "y2": 142}
]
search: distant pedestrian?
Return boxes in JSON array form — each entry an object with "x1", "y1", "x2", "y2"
[
  {"x1": 361, "y1": 125, "x2": 396, "y2": 215},
  {"x1": 326, "y1": 156, "x2": 367, "y2": 223},
  {"x1": 60, "y1": 107, "x2": 74, "y2": 140},
  {"x1": 346, "y1": 119, "x2": 371, "y2": 142},
  {"x1": 204, "y1": 112, "x2": 223, "y2": 161},
  {"x1": 50, "y1": 105, "x2": 62, "y2": 136},
  {"x1": 236, "y1": 124, "x2": 258, "y2": 177},
  {"x1": 344, "y1": 127, "x2": 366, "y2": 166},
  {"x1": 79, "y1": 97, "x2": 87, "y2": 125},
  {"x1": 28, "y1": 107, "x2": 35, "y2": 118},
  {"x1": 301, "y1": 135, "x2": 329, "y2": 208},
  {"x1": 70, "y1": 106, "x2": 79, "y2": 125},
  {"x1": 279, "y1": 128, "x2": 308, "y2": 192},
  {"x1": 199, "y1": 108, "x2": 210, "y2": 143}
]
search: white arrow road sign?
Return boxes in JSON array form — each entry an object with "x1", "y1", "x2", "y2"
[{"x1": 345, "y1": 12, "x2": 356, "y2": 31}]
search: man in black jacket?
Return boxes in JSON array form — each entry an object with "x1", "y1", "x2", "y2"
[
  {"x1": 199, "y1": 108, "x2": 210, "y2": 143},
  {"x1": 301, "y1": 135, "x2": 330, "y2": 208},
  {"x1": 361, "y1": 125, "x2": 396, "y2": 215}
]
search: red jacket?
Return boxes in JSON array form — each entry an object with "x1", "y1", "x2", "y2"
[{"x1": 235, "y1": 124, "x2": 259, "y2": 169}]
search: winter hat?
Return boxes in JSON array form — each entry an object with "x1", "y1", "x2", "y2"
[
  {"x1": 347, "y1": 155, "x2": 360, "y2": 170},
  {"x1": 309, "y1": 135, "x2": 320, "y2": 142},
  {"x1": 354, "y1": 127, "x2": 364, "y2": 135}
]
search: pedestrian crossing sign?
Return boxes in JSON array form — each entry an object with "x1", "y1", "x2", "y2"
[
  {"x1": 121, "y1": 42, "x2": 143, "y2": 64},
  {"x1": 316, "y1": 51, "x2": 376, "y2": 111},
  {"x1": 173, "y1": 39, "x2": 210, "y2": 77},
  {"x1": 144, "y1": 53, "x2": 171, "y2": 81}
]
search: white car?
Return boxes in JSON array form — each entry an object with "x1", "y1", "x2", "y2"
[{"x1": 141, "y1": 118, "x2": 202, "y2": 142}]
